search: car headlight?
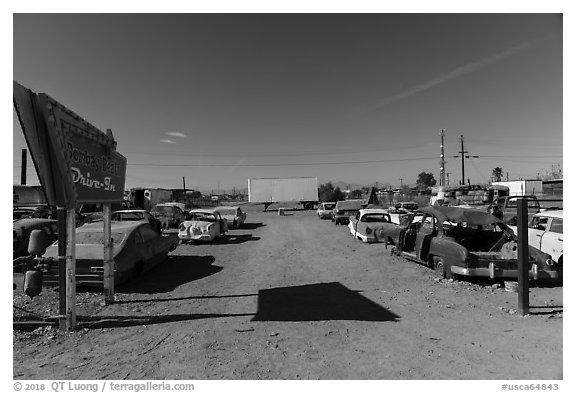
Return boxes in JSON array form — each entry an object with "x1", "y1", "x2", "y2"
[{"x1": 545, "y1": 258, "x2": 554, "y2": 267}]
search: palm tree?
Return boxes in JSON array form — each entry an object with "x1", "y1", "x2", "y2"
[{"x1": 492, "y1": 167, "x2": 503, "y2": 182}]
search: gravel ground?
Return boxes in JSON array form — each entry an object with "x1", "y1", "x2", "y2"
[{"x1": 13, "y1": 205, "x2": 563, "y2": 380}]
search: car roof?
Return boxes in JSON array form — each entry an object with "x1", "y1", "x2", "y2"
[
  {"x1": 13, "y1": 218, "x2": 57, "y2": 226},
  {"x1": 359, "y1": 208, "x2": 389, "y2": 214},
  {"x1": 113, "y1": 209, "x2": 147, "y2": 214},
  {"x1": 189, "y1": 209, "x2": 217, "y2": 214},
  {"x1": 536, "y1": 209, "x2": 563, "y2": 219},
  {"x1": 77, "y1": 221, "x2": 145, "y2": 233}
]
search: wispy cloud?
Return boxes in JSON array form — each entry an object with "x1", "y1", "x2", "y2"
[
  {"x1": 360, "y1": 37, "x2": 549, "y2": 113},
  {"x1": 166, "y1": 132, "x2": 188, "y2": 138},
  {"x1": 160, "y1": 139, "x2": 175, "y2": 144}
]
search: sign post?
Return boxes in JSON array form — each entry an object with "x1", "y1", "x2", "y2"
[
  {"x1": 14, "y1": 81, "x2": 127, "y2": 330},
  {"x1": 103, "y1": 203, "x2": 114, "y2": 304},
  {"x1": 517, "y1": 198, "x2": 530, "y2": 316}
]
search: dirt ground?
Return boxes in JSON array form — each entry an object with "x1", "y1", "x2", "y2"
[{"x1": 13, "y1": 204, "x2": 563, "y2": 380}]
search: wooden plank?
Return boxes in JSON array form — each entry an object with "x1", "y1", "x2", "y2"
[
  {"x1": 103, "y1": 203, "x2": 115, "y2": 303},
  {"x1": 66, "y1": 208, "x2": 76, "y2": 330}
]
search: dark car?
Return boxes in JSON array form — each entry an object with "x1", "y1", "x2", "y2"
[
  {"x1": 332, "y1": 199, "x2": 366, "y2": 225},
  {"x1": 41, "y1": 221, "x2": 178, "y2": 287},
  {"x1": 377, "y1": 205, "x2": 560, "y2": 282},
  {"x1": 150, "y1": 204, "x2": 186, "y2": 229},
  {"x1": 13, "y1": 218, "x2": 58, "y2": 259}
]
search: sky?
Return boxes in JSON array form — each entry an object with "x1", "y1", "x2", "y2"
[{"x1": 11, "y1": 11, "x2": 564, "y2": 193}]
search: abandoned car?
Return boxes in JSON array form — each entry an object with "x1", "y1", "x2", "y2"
[
  {"x1": 376, "y1": 205, "x2": 560, "y2": 281},
  {"x1": 41, "y1": 221, "x2": 178, "y2": 287},
  {"x1": 13, "y1": 218, "x2": 58, "y2": 259},
  {"x1": 317, "y1": 202, "x2": 336, "y2": 219},
  {"x1": 214, "y1": 206, "x2": 247, "y2": 229},
  {"x1": 179, "y1": 209, "x2": 228, "y2": 243},
  {"x1": 510, "y1": 209, "x2": 563, "y2": 265},
  {"x1": 150, "y1": 203, "x2": 186, "y2": 229},
  {"x1": 332, "y1": 199, "x2": 366, "y2": 225},
  {"x1": 347, "y1": 209, "x2": 393, "y2": 243}
]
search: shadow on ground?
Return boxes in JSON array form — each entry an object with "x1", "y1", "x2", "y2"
[
  {"x1": 76, "y1": 312, "x2": 253, "y2": 329},
  {"x1": 239, "y1": 222, "x2": 266, "y2": 230},
  {"x1": 117, "y1": 255, "x2": 221, "y2": 294},
  {"x1": 251, "y1": 282, "x2": 399, "y2": 322},
  {"x1": 217, "y1": 234, "x2": 261, "y2": 245}
]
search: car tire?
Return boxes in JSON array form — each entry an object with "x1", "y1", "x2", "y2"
[{"x1": 432, "y1": 256, "x2": 454, "y2": 280}]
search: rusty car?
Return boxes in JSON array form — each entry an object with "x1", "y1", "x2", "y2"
[
  {"x1": 41, "y1": 221, "x2": 178, "y2": 287},
  {"x1": 178, "y1": 209, "x2": 228, "y2": 243},
  {"x1": 376, "y1": 205, "x2": 560, "y2": 282}
]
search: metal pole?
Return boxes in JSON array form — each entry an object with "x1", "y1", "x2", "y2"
[
  {"x1": 103, "y1": 203, "x2": 114, "y2": 304},
  {"x1": 21, "y1": 149, "x2": 27, "y2": 185},
  {"x1": 439, "y1": 130, "x2": 446, "y2": 187},
  {"x1": 66, "y1": 208, "x2": 77, "y2": 331},
  {"x1": 57, "y1": 206, "x2": 67, "y2": 331},
  {"x1": 460, "y1": 135, "x2": 465, "y2": 185},
  {"x1": 517, "y1": 198, "x2": 530, "y2": 316}
]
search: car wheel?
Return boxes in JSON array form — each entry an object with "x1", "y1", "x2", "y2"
[{"x1": 433, "y1": 256, "x2": 453, "y2": 280}]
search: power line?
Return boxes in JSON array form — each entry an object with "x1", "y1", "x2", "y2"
[{"x1": 127, "y1": 157, "x2": 439, "y2": 167}]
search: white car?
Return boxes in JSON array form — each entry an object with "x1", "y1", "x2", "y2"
[
  {"x1": 178, "y1": 209, "x2": 228, "y2": 243},
  {"x1": 509, "y1": 209, "x2": 563, "y2": 264},
  {"x1": 213, "y1": 206, "x2": 246, "y2": 229},
  {"x1": 317, "y1": 202, "x2": 336, "y2": 219}
]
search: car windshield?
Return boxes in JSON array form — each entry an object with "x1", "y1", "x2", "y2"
[
  {"x1": 362, "y1": 213, "x2": 389, "y2": 222},
  {"x1": 75, "y1": 232, "x2": 126, "y2": 245},
  {"x1": 151, "y1": 206, "x2": 175, "y2": 214},
  {"x1": 216, "y1": 208, "x2": 237, "y2": 215},
  {"x1": 112, "y1": 212, "x2": 144, "y2": 221},
  {"x1": 188, "y1": 212, "x2": 216, "y2": 222},
  {"x1": 323, "y1": 204, "x2": 335, "y2": 210}
]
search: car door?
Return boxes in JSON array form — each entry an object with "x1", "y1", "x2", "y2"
[
  {"x1": 137, "y1": 224, "x2": 166, "y2": 267},
  {"x1": 349, "y1": 212, "x2": 360, "y2": 235},
  {"x1": 527, "y1": 215, "x2": 547, "y2": 250},
  {"x1": 540, "y1": 218, "x2": 563, "y2": 262},
  {"x1": 415, "y1": 214, "x2": 436, "y2": 261}
]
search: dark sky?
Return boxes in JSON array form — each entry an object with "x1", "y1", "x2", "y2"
[{"x1": 12, "y1": 13, "x2": 563, "y2": 191}]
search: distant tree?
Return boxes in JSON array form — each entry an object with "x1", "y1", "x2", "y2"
[
  {"x1": 416, "y1": 172, "x2": 437, "y2": 188},
  {"x1": 350, "y1": 189, "x2": 364, "y2": 198},
  {"x1": 332, "y1": 187, "x2": 346, "y2": 201},
  {"x1": 318, "y1": 182, "x2": 345, "y2": 202},
  {"x1": 492, "y1": 167, "x2": 503, "y2": 182},
  {"x1": 538, "y1": 164, "x2": 562, "y2": 180}
]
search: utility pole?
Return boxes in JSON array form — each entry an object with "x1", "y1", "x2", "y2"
[
  {"x1": 453, "y1": 135, "x2": 478, "y2": 185},
  {"x1": 439, "y1": 130, "x2": 446, "y2": 186},
  {"x1": 182, "y1": 176, "x2": 186, "y2": 206},
  {"x1": 21, "y1": 149, "x2": 27, "y2": 185},
  {"x1": 399, "y1": 178, "x2": 403, "y2": 188}
]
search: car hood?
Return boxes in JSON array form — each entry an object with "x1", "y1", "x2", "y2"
[
  {"x1": 44, "y1": 244, "x2": 121, "y2": 260},
  {"x1": 182, "y1": 220, "x2": 212, "y2": 230}
]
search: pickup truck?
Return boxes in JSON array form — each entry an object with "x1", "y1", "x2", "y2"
[
  {"x1": 376, "y1": 206, "x2": 560, "y2": 282},
  {"x1": 486, "y1": 195, "x2": 541, "y2": 225}
]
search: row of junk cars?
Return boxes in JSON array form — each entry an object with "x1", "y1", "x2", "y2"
[
  {"x1": 13, "y1": 202, "x2": 247, "y2": 292},
  {"x1": 316, "y1": 199, "x2": 563, "y2": 284}
]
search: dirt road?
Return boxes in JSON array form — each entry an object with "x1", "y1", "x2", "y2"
[{"x1": 13, "y1": 207, "x2": 563, "y2": 379}]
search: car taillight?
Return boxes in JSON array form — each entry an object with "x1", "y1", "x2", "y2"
[{"x1": 545, "y1": 258, "x2": 554, "y2": 266}]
